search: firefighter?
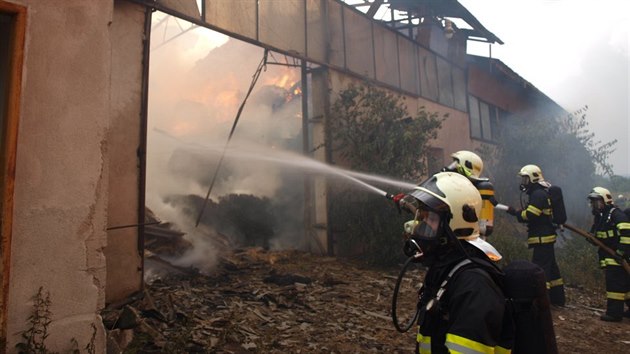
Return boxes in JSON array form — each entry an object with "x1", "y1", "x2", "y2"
[
  {"x1": 506, "y1": 164, "x2": 566, "y2": 307},
  {"x1": 442, "y1": 150, "x2": 499, "y2": 239},
  {"x1": 587, "y1": 187, "x2": 630, "y2": 321},
  {"x1": 394, "y1": 172, "x2": 511, "y2": 353}
]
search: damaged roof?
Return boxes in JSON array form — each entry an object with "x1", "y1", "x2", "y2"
[{"x1": 348, "y1": 0, "x2": 504, "y2": 44}]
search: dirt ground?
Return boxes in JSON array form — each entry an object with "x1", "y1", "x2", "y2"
[{"x1": 109, "y1": 248, "x2": 630, "y2": 353}]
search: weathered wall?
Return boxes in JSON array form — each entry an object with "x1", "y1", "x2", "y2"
[
  {"x1": 5, "y1": 0, "x2": 116, "y2": 351},
  {"x1": 106, "y1": 0, "x2": 144, "y2": 305},
  {"x1": 468, "y1": 64, "x2": 529, "y2": 112}
]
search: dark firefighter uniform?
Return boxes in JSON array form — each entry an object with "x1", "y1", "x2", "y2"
[
  {"x1": 515, "y1": 183, "x2": 566, "y2": 306},
  {"x1": 590, "y1": 205, "x2": 630, "y2": 318},
  {"x1": 474, "y1": 179, "x2": 498, "y2": 238},
  {"x1": 416, "y1": 246, "x2": 512, "y2": 354}
]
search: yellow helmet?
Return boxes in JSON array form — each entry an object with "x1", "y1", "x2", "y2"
[
  {"x1": 518, "y1": 164, "x2": 544, "y2": 183},
  {"x1": 450, "y1": 150, "x2": 483, "y2": 180},
  {"x1": 408, "y1": 172, "x2": 501, "y2": 260},
  {"x1": 588, "y1": 187, "x2": 613, "y2": 205},
  {"x1": 409, "y1": 172, "x2": 481, "y2": 237}
]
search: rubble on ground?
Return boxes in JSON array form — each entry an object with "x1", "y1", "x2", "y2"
[{"x1": 103, "y1": 246, "x2": 630, "y2": 353}]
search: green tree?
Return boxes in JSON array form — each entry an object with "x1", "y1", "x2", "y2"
[{"x1": 327, "y1": 83, "x2": 445, "y2": 266}]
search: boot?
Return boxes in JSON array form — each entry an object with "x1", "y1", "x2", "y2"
[{"x1": 600, "y1": 314, "x2": 622, "y2": 322}]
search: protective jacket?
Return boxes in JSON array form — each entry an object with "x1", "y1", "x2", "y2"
[
  {"x1": 590, "y1": 204, "x2": 630, "y2": 318},
  {"x1": 591, "y1": 205, "x2": 630, "y2": 264},
  {"x1": 516, "y1": 183, "x2": 556, "y2": 246},
  {"x1": 416, "y1": 245, "x2": 512, "y2": 354},
  {"x1": 514, "y1": 183, "x2": 565, "y2": 306}
]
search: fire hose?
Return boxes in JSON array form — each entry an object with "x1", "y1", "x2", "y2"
[{"x1": 563, "y1": 223, "x2": 630, "y2": 275}]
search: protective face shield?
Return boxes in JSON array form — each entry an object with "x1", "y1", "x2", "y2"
[
  {"x1": 404, "y1": 172, "x2": 502, "y2": 262},
  {"x1": 518, "y1": 164, "x2": 543, "y2": 191},
  {"x1": 519, "y1": 175, "x2": 530, "y2": 192},
  {"x1": 588, "y1": 197, "x2": 604, "y2": 214},
  {"x1": 407, "y1": 208, "x2": 443, "y2": 241},
  {"x1": 587, "y1": 187, "x2": 612, "y2": 214}
]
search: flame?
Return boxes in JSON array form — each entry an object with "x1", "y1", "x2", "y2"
[{"x1": 263, "y1": 67, "x2": 300, "y2": 90}]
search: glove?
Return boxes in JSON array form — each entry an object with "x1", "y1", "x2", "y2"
[
  {"x1": 506, "y1": 206, "x2": 519, "y2": 216},
  {"x1": 392, "y1": 193, "x2": 406, "y2": 205}
]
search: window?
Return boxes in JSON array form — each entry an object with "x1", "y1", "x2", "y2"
[{"x1": 468, "y1": 95, "x2": 500, "y2": 142}]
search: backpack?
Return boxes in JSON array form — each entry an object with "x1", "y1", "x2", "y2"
[
  {"x1": 545, "y1": 185, "x2": 567, "y2": 225},
  {"x1": 446, "y1": 258, "x2": 559, "y2": 354}
]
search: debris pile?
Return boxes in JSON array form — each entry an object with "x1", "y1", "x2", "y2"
[{"x1": 103, "y1": 248, "x2": 630, "y2": 353}]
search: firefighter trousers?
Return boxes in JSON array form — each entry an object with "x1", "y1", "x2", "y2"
[
  {"x1": 604, "y1": 264, "x2": 630, "y2": 317},
  {"x1": 532, "y1": 243, "x2": 565, "y2": 306}
]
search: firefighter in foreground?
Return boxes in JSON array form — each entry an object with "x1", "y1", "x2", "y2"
[
  {"x1": 394, "y1": 172, "x2": 511, "y2": 353},
  {"x1": 506, "y1": 165, "x2": 566, "y2": 307},
  {"x1": 587, "y1": 187, "x2": 630, "y2": 321},
  {"x1": 442, "y1": 150, "x2": 499, "y2": 239}
]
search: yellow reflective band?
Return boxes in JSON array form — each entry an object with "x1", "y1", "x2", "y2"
[
  {"x1": 596, "y1": 230, "x2": 617, "y2": 239},
  {"x1": 521, "y1": 210, "x2": 528, "y2": 220},
  {"x1": 602, "y1": 258, "x2": 621, "y2": 266},
  {"x1": 620, "y1": 236, "x2": 630, "y2": 245},
  {"x1": 417, "y1": 334, "x2": 431, "y2": 354},
  {"x1": 527, "y1": 235, "x2": 556, "y2": 244},
  {"x1": 607, "y1": 291, "x2": 626, "y2": 300},
  {"x1": 617, "y1": 222, "x2": 630, "y2": 230},
  {"x1": 546, "y1": 278, "x2": 564, "y2": 289},
  {"x1": 479, "y1": 190, "x2": 494, "y2": 196},
  {"x1": 526, "y1": 205, "x2": 542, "y2": 216},
  {"x1": 542, "y1": 208, "x2": 552, "y2": 215},
  {"x1": 446, "y1": 333, "x2": 495, "y2": 354},
  {"x1": 496, "y1": 346, "x2": 512, "y2": 354},
  {"x1": 626, "y1": 291, "x2": 630, "y2": 300}
]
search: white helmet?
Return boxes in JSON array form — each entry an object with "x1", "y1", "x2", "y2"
[
  {"x1": 588, "y1": 187, "x2": 613, "y2": 205},
  {"x1": 518, "y1": 164, "x2": 544, "y2": 183},
  {"x1": 408, "y1": 172, "x2": 501, "y2": 261},
  {"x1": 450, "y1": 150, "x2": 484, "y2": 180}
]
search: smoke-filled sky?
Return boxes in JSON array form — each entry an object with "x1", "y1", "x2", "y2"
[{"x1": 459, "y1": 0, "x2": 629, "y2": 176}]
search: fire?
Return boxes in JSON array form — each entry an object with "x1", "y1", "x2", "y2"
[{"x1": 263, "y1": 67, "x2": 300, "y2": 90}]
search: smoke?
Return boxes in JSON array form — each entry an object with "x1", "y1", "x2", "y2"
[{"x1": 147, "y1": 14, "x2": 305, "y2": 272}]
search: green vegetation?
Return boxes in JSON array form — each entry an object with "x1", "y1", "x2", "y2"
[
  {"x1": 16, "y1": 287, "x2": 53, "y2": 354},
  {"x1": 15, "y1": 287, "x2": 97, "y2": 354},
  {"x1": 328, "y1": 83, "x2": 445, "y2": 266}
]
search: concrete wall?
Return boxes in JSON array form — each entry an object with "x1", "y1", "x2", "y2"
[
  {"x1": 106, "y1": 0, "x2": 144, "y2": 305},
  {"x1": 3, "y1": 0, "x2": 144, "y2": 351}
]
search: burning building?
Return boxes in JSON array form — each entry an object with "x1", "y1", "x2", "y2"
[{"x1": 0, "y1": 0, "x2": 566, "y2": 351}]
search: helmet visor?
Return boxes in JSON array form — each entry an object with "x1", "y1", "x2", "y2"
[
  {"x1": 588, "y1": 196, "x2": 604, "y2": 210},
  {"x1": 410, "y1": 208, "x2": 442, "y2": 240}
]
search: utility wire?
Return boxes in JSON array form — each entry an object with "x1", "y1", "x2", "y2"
[{"x1": 195, "y1": 49, "x2": 269, "y2": 227}]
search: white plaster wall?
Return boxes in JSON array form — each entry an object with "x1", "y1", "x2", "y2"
[{"x1": 6, "y1": 0, "x2": 114, "y2": 351}]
